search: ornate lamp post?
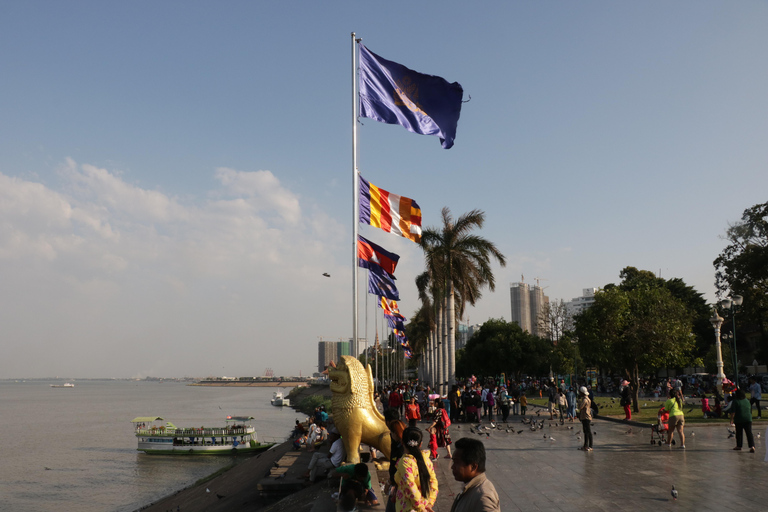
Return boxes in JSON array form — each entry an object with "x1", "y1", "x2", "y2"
[
  {"x1": 709, "y1": 308, "x2": 725, "y2": 396},
  {"x1": 720, "y1": 295, "x2": 743, "y2": 389}
]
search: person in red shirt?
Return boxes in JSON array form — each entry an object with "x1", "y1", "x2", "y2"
[{"x1": 405, "y1": 397, "x2": 421, "y2": 427}]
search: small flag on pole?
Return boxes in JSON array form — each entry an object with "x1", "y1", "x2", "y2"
[
  {"x1": 359, "y1": 44, "x2": 463, "y2": 149},
  {"x1": 359, "y1": 176, "x2": 422, "y2": 243}
]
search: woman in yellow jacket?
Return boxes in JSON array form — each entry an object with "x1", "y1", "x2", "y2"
[
  {"x1": 393, "y1": 427, "x2": 438, "y2": 512},
  {"x1": 664, "y1": 388, "x2": 685, "y2": 449}
]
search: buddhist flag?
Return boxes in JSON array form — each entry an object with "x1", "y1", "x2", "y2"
[
  {"x1": 359, "y1": 176, "x2": 422, "y2": 243},
  {"x1": 357, "y1": 235, "x2": 399, "y2": 276},
  {"x1": 358, "y1": 44, "x2": 463, "y2": 149}
]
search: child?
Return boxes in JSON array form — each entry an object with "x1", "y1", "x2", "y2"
[
  {"x1": 519, "y1": 393, "x2": 528, "y2": 416},
  {"x1": 700, "y1": 393, "x2": 712, "y2": 418},
  {"x1": 427, "y1": 425, "x2": 438, "y2": 460},
  {"x1": 656, "y1": 406, "x2": 669, "y2": 436}
]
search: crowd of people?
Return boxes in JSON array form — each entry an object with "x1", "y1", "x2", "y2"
[{"x1": 294, "y1": 373, "x2": 764, "y2": 510}]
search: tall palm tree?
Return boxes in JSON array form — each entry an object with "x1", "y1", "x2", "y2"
[
  {"x1": 416, "y1": 269, "x2": 441, "y2": 386},
  {"x1": 421, "y1": 207, "x2": 506, "y2": 392}
]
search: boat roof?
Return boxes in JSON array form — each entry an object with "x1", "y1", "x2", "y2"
[
  {"x1": 131, "y1": 416, "x2": 164, "y2": 423},
  {"x1": 226, "y1": 416, "x2": 254, "y2": 422}
]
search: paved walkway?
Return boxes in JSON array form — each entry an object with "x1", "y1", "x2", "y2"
[{"x1": 426, "y1": 417, "x2": 768, "y2": 512}]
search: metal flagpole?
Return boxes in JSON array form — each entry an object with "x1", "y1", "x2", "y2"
[{"x1": 352, "y1": 32, "x2": 360, "y2": 359}]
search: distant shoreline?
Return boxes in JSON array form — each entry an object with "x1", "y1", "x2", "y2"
[{"x1": 188, "y1": 381, "x2": 308, "y2": 387}]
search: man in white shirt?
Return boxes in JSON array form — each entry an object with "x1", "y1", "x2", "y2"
[{"x1": 306, "y1": 428, "x2": 346, "y2": 482}]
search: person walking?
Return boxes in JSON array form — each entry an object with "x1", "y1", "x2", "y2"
[
  {"x1": 565, "y1": 386, "x2": 576, "y2": 422},
  {"x1": 547, "y1": 381, "x2": 557, "y2": 420},
  {"x1": 748, "y1": 377, "x2": 762, "y2": 419},
  {"x1": 486, "y1": 387, "x2": 495, "y2": 423},
  {"x1": 664, "y1": 388, "x2": 686, "y2": 449},
  {"x1": 730, "y1": 389, "x2": 756, "y2": 452},
  {"x1": 393, "y1": 427, "x2": 438, "y2": 512},
  {"x1": 446, "y1": 437, "x2": 500, "y2": 512},
  {"x1": 557, "y1": 389, "x2": 567, "y2": 424},
  {"x1": 497, "y1": 386, "x2": 510, "y2": 423},
  {"x1": 621, "y1": 384, "x2": 632, "y2": 421},
  {"x1": 577, "y1": 386, "x2": 593, "y2": 451},
  {"x1": 405, "y1": 397, "x2": 421, "y2": 427},
  {"x1": 428, "y1": 399, "x2": 453, "y2": 460}
]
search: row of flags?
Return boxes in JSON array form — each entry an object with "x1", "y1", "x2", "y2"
[{"x1": 356, "y1": 41, "x2": 463, "y2": 360}]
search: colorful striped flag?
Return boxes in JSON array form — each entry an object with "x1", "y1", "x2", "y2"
[
  {"x1": 359, "y1": 176, "x2": 422, "y2": 243},
  {"x1": 379, "y1": 297, "x2": 407, "y2": 322}
]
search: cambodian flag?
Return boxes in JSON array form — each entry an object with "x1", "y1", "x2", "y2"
[{"x1": 357, "y1": 235, "x2": 399, "y2": 276}]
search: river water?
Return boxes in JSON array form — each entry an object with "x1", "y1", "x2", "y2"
[{"x1": 0, "y1": 380, "x2": 304, "y2": 512}]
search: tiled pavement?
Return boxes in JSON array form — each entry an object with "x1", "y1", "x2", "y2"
[{"x1": 426, "y1": 417, "x2": 768, "y2": 512}]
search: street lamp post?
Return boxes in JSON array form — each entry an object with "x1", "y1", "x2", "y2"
[
  {"x1": 720, "y1": 295, "x2": 743, "y2": 389},
  {"x1": 709, "y1": 308, "x2": 725, "y2": 396}
]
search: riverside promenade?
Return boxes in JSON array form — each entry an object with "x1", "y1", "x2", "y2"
[
  {"x1": 140, "y1": 415, "x2": 767, "y2": 512},
  {"x1": 428, "y1": 417, "x2": 767, "y2": 511}
]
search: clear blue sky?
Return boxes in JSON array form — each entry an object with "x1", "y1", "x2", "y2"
[{"x1": 1, "y1": 1, "x2": 766, "y2": 378}]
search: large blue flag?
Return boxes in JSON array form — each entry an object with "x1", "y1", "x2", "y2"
[
  {"x1": 368, "y1": 264, "x2": 400, "y2": 301},
  {"x1": 359, "y1": 44, "x2": 463, "y2": 149}
]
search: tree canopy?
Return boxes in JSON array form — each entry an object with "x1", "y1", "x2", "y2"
[
  {"x1": 456, "y1": 318, "x2": 551, "y2": 380},
  {"x1": 575, "y1": 267, "x2": 697, "y2": 410},
  {"x1": 714, "y1": 200, "x2": 768, "y2": 358}
]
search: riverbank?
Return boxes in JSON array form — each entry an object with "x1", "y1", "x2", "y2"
[
  {"x1": 136, "y1": 385, "x2": 334, "y2": 511},
  {"x1": 136, "y1": 440, "x2": 297, "y2": 512},
  {"x1": 188, "y1": 381, "x2": 309, "y2": 387}
]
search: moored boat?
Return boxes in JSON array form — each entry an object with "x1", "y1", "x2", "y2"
[
  {"x1": 131, "y1": 416, "x2": 275, "y2": 455},
  {"x1": 270, "y1": 391, "x2": 290, "y2": 407}
]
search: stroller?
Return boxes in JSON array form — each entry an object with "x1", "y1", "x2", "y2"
[{"x1": 650, "y1": 407, "x2": 674, "y2": 446}]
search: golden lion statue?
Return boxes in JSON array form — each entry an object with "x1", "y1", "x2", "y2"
[{"x1": 329, "y1": 355, "x2": 391, "y2": 463}]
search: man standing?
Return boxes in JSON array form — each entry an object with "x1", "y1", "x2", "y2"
[
  {"x1": 447, "y1": 437, "x2": 500, "y2": 512},
  {"x1": 547, "y1": 380, "x2": 558, "y2": 420},
  {"x1": 748, "y1": 377, "x2": 762, "y2": 419}
]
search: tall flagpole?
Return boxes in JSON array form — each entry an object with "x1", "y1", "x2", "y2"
[{"x1": 352, "y1": 32, "x2": 360, "y2": 360}]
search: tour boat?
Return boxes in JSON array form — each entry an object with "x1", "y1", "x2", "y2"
[
  {"x1": 270, "y1": 391, "x2": 290, "y2": 407},
  {"x1": 131, "y1": 416, "x2": 275, "y2": 455},
  {"x1": 50, "y1": 383, "x2": 75, "y2": 388}
]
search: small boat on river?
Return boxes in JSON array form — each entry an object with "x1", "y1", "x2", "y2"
[
  {"x1": 50, "y1": 383, "x2": 75, "y2": 388},
  {"x1": 270, "y1": 391, "x2": 290, "y2": 407},
  {"x1": 131, "y1": 416, "x2": 275, "y2": 455}
]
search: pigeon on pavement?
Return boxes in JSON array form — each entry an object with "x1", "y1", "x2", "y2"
[{"x1": 671, "y1": 485, "x2": 678, "y2": 501}]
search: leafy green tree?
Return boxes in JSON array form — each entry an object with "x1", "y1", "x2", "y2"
[
  {"x1": 548, "y1": 332, "x2": 583, "y2": 377},
  {"x1": 456, "y1": 319, "x2": 549, "y2": 379},
  {"x1": 575, "y1": 276, "x2": 696, "y2": 412},
  {"x1": 714, "y1": 201, "x2": 768, "y2": 359}
]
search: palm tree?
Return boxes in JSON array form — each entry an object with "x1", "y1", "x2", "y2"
[{"x1": 421, "y1": 207, "x2": 506, "y2": 392}]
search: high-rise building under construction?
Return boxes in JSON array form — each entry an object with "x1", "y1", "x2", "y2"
[{"x1": 510, "y1": 281, "x2": 549, "y2": 337}]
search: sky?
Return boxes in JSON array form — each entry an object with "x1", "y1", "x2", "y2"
[{"x1": 1, "y1": 1, "x2": 767, "y2": 379}]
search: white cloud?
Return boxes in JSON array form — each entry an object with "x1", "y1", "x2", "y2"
[
  {"x1": 0, "y1": 160, "x2": 347, "y2": 378},
  {"x1": 214, "y1": 167, "x2": 301, "y2": 225}
]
